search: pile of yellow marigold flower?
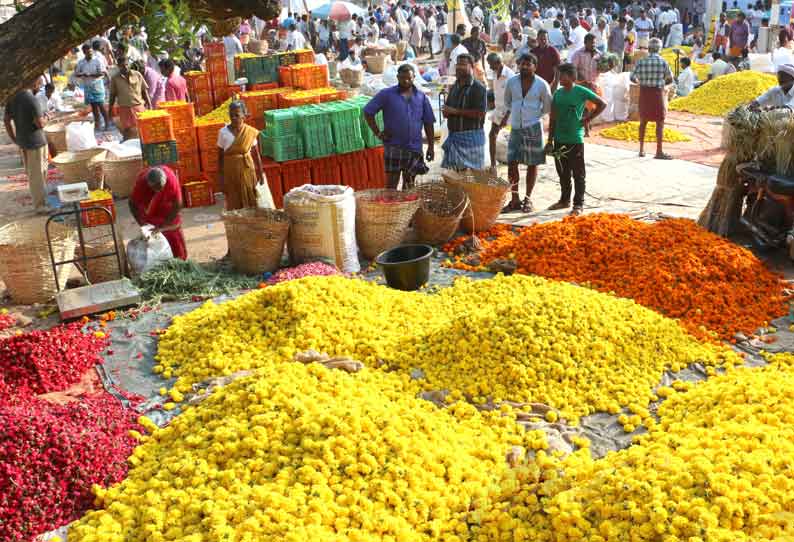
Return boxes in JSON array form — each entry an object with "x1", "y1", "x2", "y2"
[
  {"x1": 154, "y1": 275, "x2": 736, "y2": 423},
  {"x1": 600, "y1": 121, "x2": 691, "y2": 143},
  {"x1": 195, "y1": 98, "x2": 233, "y2": 125},
  {"x1": 669, "y1": 70, "x2": 778, "y2": 116},
  {"x1": 472, "y1": 361, "x2": 794, "y2": 541},
  {"x1": 71, "y1": 363, "x2": 544, "y2": 542},
  {"x1": 660, "y1": 47, "x2": 711, "y2": 80}
]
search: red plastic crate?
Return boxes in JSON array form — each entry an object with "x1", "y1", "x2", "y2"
[
  {"x1": 309, "y1": 156, "x2": 342, "y2": 185},
  {"x1": 338, "y1": 150, "x2": 370, "y2": 190},
  {"x1": 196, "y1": 122, "x2": 224, "y2": 151},
  {"x1": 203, "y1": 42, "x2": 226, "y2": 59},
  {"x1": 248, "y1": 82, "x2": 279, "y2": 91},
  {"x1": 262, "y1": 157, "x2": 284, "y2": 208},
  {"x1": 279, "y1": 66, "x2": 293, "y2": 87},
  {"x1": 200, "y1": 147, "x2": 220, "y2": 173},
  {"x1": 365, "y1": 146, "x2": 386, "y2": 189},
  {"x1": 136, "y1": 111, "x2": 174, "y2": 144},
  {"x1": 173, "y1": 127, "x2": 198, "y2": 155},
  {"x1": 295, "y1": 49, "x2": 315, "y2": 64},
  {"x1": 280, "y1": 158, "x2": 312, "y2": 195},
  {"x1": 207, "y1": 57, "x2": 228, "y2": 75},
  {"x1": 157, "y1": 101, "x2": 195, "y2": 130},
  {"x1": 182, "y1": 180, "x2": 216, "y2": 207},
  {"x1": 79, "y1": 198, "x2": 116, "y2": 227},
  {"x1": 185, "y1": 71, "x2": 212, "y2": 92},
  {"x1": 291, "y1": 64, "x2": 329, "y2": 90},
  {"x1": 175, "y1": 151, "x2": 201, "y2": 181}
]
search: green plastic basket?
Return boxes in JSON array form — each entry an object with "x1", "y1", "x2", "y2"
[
  {"x1": 326, "y1": 102, "x2": 364, "y2": 154},
  {"x1": 264, "y1": 109, "x2": 298, "y2": 137},
  {"x1": 297, "y1": 106, "x2": 335, "y2": 158},
  {"x1": 142, "y1": 140, "x2": 179, "y2": 166},
  {"x1": 260, "y1": 132, "x2": 304, "y2": 162},
  {"x1": 361, "y1": 111, "x2": 384, "y2": 148}
]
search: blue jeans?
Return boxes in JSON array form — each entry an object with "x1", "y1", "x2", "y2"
[{"x1": 339, "y1": 38, "x2": 349, "y2": 61}]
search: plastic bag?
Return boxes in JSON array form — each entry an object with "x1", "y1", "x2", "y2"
[
  {"x1": 126, "y1": 226, "x2": 173, "y2": 275},
  {"x1": 256, "y1": 181, "x2": 275, "y2": 210},
  {"x1": 66, "y1": 122, "x2": 96, "y2": 152},
  {"x1": 284, "y1": 184, "x2": 360, "y2": 273}
]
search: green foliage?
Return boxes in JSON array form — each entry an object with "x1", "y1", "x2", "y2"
[{"x1": 70, "y1": 0, "x2": 208, "y2": 60}]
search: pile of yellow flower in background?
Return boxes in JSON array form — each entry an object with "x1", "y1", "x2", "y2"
[
  {"x1": 195, "y1": 98, "x2": 233, "y2": 125},
  {"x1": 155, "y1": 275, "x2": 737, "y2": 424},
  {"x1": 85, "y1": 189, "x2": 112, "y2": 202},
  {"x1": 660, "y1": 47, "x2": 711, "y2": 80},
  {"x1": 71, "y1": 362, "x2": 545, "y2": 542},
  {"x1": 135, "y1": 109, "x2": 170, "y2": 120},
  {"x1": 670, "y1": 71, "x2": 778, "y2": 116},
  {"x1": 600, "y1": 121, "x2": 692, "y2": 143}
]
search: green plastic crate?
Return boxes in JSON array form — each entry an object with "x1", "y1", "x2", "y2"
[
  {"x1": 297, "y1": 106, "x2": 335, "y2": 158},
  {"x1": 361, "y1": 111, "x2": 384, "y2": 148},
  {"x1": 260, "y1": 132, "x2": 304, "y2": 162},
  {"x1": 244, "y1": 55, "x2": 280, "y2": 84},
  {"x1": 264, "y1": 109, "x2": 298, "y2": 137},
  {"x1": 142, "y1": 140, "x2": 178, "y2": 166},
  {"x1": 326, "y1": 102, "x2": 364, "y2": 154}
]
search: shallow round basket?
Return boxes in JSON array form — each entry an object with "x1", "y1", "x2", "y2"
[
  {"x1": 79, "y1": 228, "x2": 127, "y2": 283},
  {"x1": 102, "y1": 153, "x2": 142, "y2": 198},
  {"x1": 52, "y1": 148, "x2": 107, "y2": 186},
  {"x1": 443, "y1": 171, "x2": 510, "y2": 233},
  {"x1": 414, "y1": 182, "x2": 469, "y2": 245},
  {"x1": 222, "y1": 208, "x2": 290, "y2": 274},
  {"x1": 0, "y1": 219, "x2": 76, "y2": 304},
  {"x1": 43, "y1": 123, "x2": 68, "y2": 154},
  {"x1": 355, "y1": 189, "x2": 420, "y2": 260}
]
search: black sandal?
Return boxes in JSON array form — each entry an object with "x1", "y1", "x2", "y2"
[{"x1": 521, "y1": 197, "x2": 534, "y2": 213}]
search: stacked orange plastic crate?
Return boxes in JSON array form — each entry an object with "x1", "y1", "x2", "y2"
[
  {"x1": 184, "y1": 71, "x2": 214, "y2": 116},
  {"x1": 158, "y1": 101, "x2": 200, "y2": 181},
  {"x1": 290, "y1": 64, "x2": 329, "y2": 90},
  {"x1": 195, "y1": 119, "x2": 224, "y2": 192},
  {"x1": 204, "y1": 42, "x2": 229, "y2": 107},
  {"x1": 240, "y1": 88, "x2": 292, "y2": 130}
]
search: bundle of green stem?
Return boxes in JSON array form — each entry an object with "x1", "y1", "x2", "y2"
[{"x1": 133, "y1": 260, "x2": 260, "y2": 302}]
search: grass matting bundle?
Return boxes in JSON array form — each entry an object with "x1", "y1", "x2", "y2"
[{"x1": 699, "y1": 106, "x2": 794, "y2": 236}]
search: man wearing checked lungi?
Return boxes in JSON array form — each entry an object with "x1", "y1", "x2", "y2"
[
  {"x1": 441, "y1": 53, "x2": 488, "y2": 171},
  {"x1": 501, "y1": 53, "x2": 552, "y2": 213}
]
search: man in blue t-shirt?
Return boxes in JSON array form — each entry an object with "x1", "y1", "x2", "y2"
[
  {"x1": 363, "y1": 64, "x2": 436, "y2": 190},
  {"x1": 546, "y1": 62, "x2": 606, "y2": 216}
]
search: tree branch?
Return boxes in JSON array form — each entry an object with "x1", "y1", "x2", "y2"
[{"x1": 0, "y1": 0, "x2": 279, "y2": 104}]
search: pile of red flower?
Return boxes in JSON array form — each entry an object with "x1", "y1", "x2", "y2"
[
  {"x1": 0, "y1": 323, "x2": 107, "y2": 399},
  {"x1": 0, "y1": 324, "x2": 142, "y2": 541}
]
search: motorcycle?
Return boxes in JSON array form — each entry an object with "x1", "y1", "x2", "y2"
[{"x1": 737, "y1": 162, "x2": 794, "y2": 255}]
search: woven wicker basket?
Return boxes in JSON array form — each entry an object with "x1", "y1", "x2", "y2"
[
  {"x1": 340, "y1": 68, "x2": 364, "y2": 87},
  {"x1": 414, "y1": 182, "x2": 469, "y2": 245},
  {"x1": 366, "y1": 54, "x2": 388, "y2": 74},
  {"x1": 78, "y1": 228, "x2": 127, "y2": 283},
  {"x1": 222, "y1": 208, "x2": 290, "y2": 274},
  {"x1": 44, "y1": 123, "x2": 68, "y2": 154},
  {"x1": 102, "y1": 153, "x2": 142, "y2": 198},
  {"x1": 355, "y1": 189, "x2": 420, "y2": 259},
  {"x1": 52, "y1": 148, "x2": 107, "y2": 186},
  {"x1": 442, "y1": 169, "x2": 510, "y2": 233},
  {"x1": 0, "y1": 219, "x2": 76, "y2": 304}
]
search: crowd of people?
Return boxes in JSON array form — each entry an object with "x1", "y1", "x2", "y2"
[{"x1": 5, "y1": 0, "x2": 794, "y2": 233}]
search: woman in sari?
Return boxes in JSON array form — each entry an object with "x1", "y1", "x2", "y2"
[
  {"x1": 129, "y1": 165, "x2": 187, "y2": 259},
  {"x1": 217, "y1": 101, "x2": 265, "y2": 210}
]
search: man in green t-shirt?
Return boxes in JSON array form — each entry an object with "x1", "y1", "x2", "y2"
[{"x1": 546, "y1": 62, "x2": 607, "y2": 215}]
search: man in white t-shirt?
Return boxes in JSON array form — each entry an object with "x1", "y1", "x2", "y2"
[
  {"x1": 337, "y1": 18, "x2": 353, "y2": 60},
  {"x1": 286, "y1": 24, "x2": 307, "y2": 50},
  {"x1": 569, "y1": 18, "x2": 588, "y2": 51},
  {"x1": 449, "y1": 34, "x2": 469, "y2": 71},
  {"x1": 708, "y1": 52, "x2": 735, "y2": 79},
  {"x1": 471, "y1": 4, "x2": 484, "y2": 28}
]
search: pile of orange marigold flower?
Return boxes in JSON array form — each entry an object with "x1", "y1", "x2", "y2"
[{"x1": 443, "y1": 214, "x2": 789, "y2": 341}]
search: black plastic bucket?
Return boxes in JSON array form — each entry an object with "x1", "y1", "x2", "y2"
[{"x1": 375, "y1": 244, "x2": 433, "y2": 291}]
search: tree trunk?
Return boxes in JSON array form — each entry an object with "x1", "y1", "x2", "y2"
[
  {"x1": 0, "y1": 0, "x2": 279, "y2": 104},
  {"x1": 0, "y1": 0, "x2": 120, "y2": 104}
]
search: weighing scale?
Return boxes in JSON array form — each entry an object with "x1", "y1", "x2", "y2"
[{"x1": 46, "y1": 182, "x2": 141, "y2": 320}]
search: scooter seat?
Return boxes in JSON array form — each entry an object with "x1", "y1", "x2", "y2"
[{"x1": 767, "y1": 174, "x2": 794, "y2": 196}]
